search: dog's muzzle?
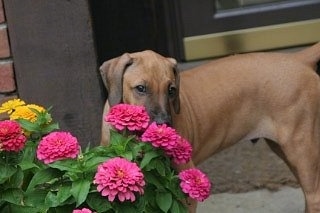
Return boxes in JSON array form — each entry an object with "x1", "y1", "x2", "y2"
[{"x1": 150, "y1": 111, "x2": 172, "y2": 126}]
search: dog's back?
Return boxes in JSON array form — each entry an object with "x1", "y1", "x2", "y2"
[
  {"x1": 293, "y1": 42, "x2": 320, "y2": 68},
  {"x1": 174, "y1": 42, "x2": 320, "y2": 164}
]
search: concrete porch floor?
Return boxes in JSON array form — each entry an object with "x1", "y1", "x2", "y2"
[{"x1": 198, "y1": 187, "x2": 304, "y2": 213}]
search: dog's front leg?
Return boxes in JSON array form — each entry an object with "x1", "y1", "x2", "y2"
[{"x1": 100, "y1": 101, "x2": 111, "y2": 146}]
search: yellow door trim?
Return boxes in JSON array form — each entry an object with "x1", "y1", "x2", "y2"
[{"x1": 184, "y1": 18, "x2": 320, "y2": 60}]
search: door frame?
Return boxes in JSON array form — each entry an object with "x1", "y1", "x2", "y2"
[{"x1": 171, "y1": 0, "x2": 320, "y2": 60}]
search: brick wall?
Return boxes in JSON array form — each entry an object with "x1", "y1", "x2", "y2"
[{"x1": 0, "y1": 0, "x2": 17, "y2": 120}]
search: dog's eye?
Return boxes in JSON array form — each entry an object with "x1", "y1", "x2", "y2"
[
  {"x1": 135, "y1": 85, "x2": 146, "y2": 94},
  {"x1": 168, "y1": 86, "x2": 176, "y2": 97}
]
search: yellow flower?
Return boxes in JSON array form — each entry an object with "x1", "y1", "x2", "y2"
[
  {"x1": 10, "y1": 104, "x2": 45, "y2": 122},
  {"x1": 0, "y1": 99, "x2": 26, "y2": 114}
]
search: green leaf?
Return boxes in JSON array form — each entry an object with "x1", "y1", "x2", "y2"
[
  {"x1": 110, "y1": 130, "x2": 127, "y2": 145},
  {"x1": 19, "y1": 162, "x2": 39, "y2": 171},
  {"x1": 170, "y1": 200, "x2": 187, "y2": 213},
  {"x1": 48, "y1": 159, "x2": 79, "y2": 172},
  {"x1": 9, "y1": 167, "x2": 24, "y2": 188},
  {"x1": 121, "y1": 151, "x2": 133, "y2": 160},
  {"x1": 0, "y1": 163, "x2": 17, "y2": 184},
  {"x1": 140, "y1": 151, "x2": 159, "y2": 169},
  {"x1": 44, "y1": 185, "x2": 72, "y2": 207},
  {"x1": 26, "y1": 168, "x2": 62, "y2": 192},
  {"x1": 1, "y1": 188, "x2": 24, "y2": 205},
  {"x1": 3, "y1": 204, "x2": 42, "y2": 213},
  {"x1": 84, "y1": 156, "x2": 108, "y2": 169},
  {"x1": 17, "y1": 107, "x2": 59, "y2": 136},
  {"x1": 56, "y1": 184, "x2": 73, "y2": 203},
  {"x1": 156, "y1": 192, "x2": 172, "y2": 213},
  {"x1": 131, "y1": 141, "x2": 145, "y2": 157},
  {"x1": 155, "y1": 160, "x2": 166, "y2": 176},
  {"x1": 19, "y1": 141, "x2": 39, "y2": 171},
  {"x1": 114, "y1": 203, "x2": 139, "y2": 213},
  {"x1": 0, "y1": 150, "x2": 23, "y2": 165},
  {"x1": 109, "y1": 130, "x2": 135, "y2": 155},
  {"x1": 70, "y1": 179, "x2": 91, "y2": 207},
  {"x1": 86, "y1": 192, "x2": 112, "y2": 212},
  {"x1": 84, "y1": 142, "x2": 92, "y2": 152},
  {"x1": 40, "y1": 122, "x2": 59, "y2": 134},
  {"x1": 17, "y1": 119, "x2": 41, "y2": 132},
  {"x1": 135, "y1": 196, "x2": 147, "y2": 212},
  {"x1": 49, "y1": 204, "x2": 74, "y2": 213},
  {"x1": 45, "y1": 191, "x2": 61, "y2": 207},
  {"x1": 168, "y1": 176, "x2": 186, "y2": 199},
  {"x1": 144, "y1": 172, "x2": 164, "y2": 190},
  {"x1": 20, "y1": 141, "x2": 36, "y2": 164},
  {"x1": 29, "y1": 108, "x2": 52, "y2": 126},
  {"x1": 24, "y1": 189, "x2": 47, "y2": 209}
]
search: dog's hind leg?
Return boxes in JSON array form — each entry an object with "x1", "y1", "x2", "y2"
[{"x1": 275, "y1": 129, "x2": 320, "y2": 213}]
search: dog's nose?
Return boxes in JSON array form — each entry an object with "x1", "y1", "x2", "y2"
[{"x1": 151, "y1": 113, "x2": 172, "y2": 126}]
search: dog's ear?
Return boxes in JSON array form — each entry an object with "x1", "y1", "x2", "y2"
[
  {"x1": 100, "y1": 53, "x2": 133, "y2": 106},
  {"x1": 168, "y1": 57, "x2": 180, "y2": 114}
]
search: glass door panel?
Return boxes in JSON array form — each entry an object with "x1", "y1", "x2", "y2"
[{"x1": 173, "y1": 0, "x2": 320, "y2": 60}]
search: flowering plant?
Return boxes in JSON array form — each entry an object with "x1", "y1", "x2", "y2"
[{"x1": 0, "y1": 99, "x2": 211, "y2": 213}]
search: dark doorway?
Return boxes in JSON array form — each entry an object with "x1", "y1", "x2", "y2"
[
  {"x1": 90, "y1": 0, "x2": 175, "y2": 64},
  {"x1": 90, "y1": 0, "x2": 320, "y2": 62}
]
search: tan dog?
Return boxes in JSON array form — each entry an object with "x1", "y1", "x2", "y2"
[{"x1": 100, "y1": 43, "x2": 320, "y2": 213}]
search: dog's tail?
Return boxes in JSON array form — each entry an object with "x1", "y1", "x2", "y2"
[{"x1": 293, "y1": 42, "x2": 320, "y2": 71}]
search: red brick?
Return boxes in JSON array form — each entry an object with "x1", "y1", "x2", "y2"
[
  {"x1": 0, "y1": 61, "x2": 15, "y2": 92},
  {"x1": 0, "y1": 27, "x2": 10, "y2": 58},
  {"x1": 0, "y1": 0, "x2": 4, "y2": 23}
]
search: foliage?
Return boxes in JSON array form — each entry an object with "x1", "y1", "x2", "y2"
[{"x1": 0, "y1": 100, "x2": 210, "y2": 213}]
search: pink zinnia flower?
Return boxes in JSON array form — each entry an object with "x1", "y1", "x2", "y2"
[
  {"x1": 141, "y1": 123, "x2": 192, "y2": 164},
  {"x1": 105, "y1": 104, "x2": 150, "y2": 132},
  {"x1": 73, "y1": 208, "x2": 95, "y2": 213},
  {"x1": 94, "y1": 157, "x2": 145, "y2": 202},
  {"x1": 167, "y1": 136, "x2": 192, "y2": 164},
  {"x1": 0, "y1": 120, "x2": 27, "y2": 152},
  {"x1": 141, "y1": 122, "x2": 178, "y2": 150},
  {"x1": 36, "y1": 131, "x2": 80, "y2": 164},
  {"x1": 179, "y1": 168, "x2": 211, "y2": 202}
]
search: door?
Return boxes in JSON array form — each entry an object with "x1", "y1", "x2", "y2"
[{"x1": 170, "y1": 0, "x2": 320, "y2": 61}]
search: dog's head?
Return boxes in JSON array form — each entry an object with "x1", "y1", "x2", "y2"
[{"x1": 100, "y1": 50, "x2": 180, "y2": 125}]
